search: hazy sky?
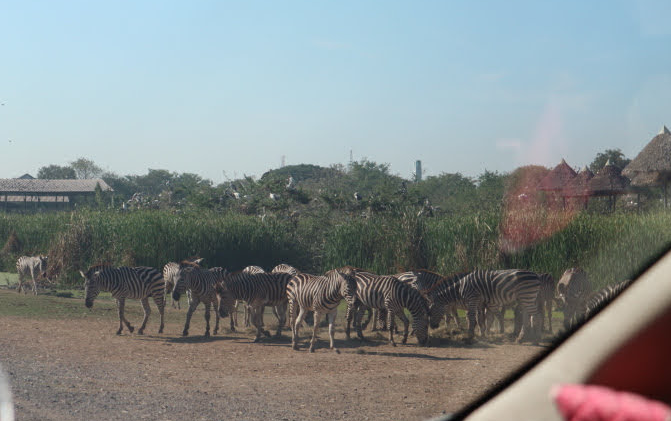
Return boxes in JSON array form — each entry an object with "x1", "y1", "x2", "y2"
[{"x1": 1, "y1": 1, "x2": 670, "y2": 183}]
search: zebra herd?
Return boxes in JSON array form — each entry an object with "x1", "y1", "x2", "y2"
[{"x1": 14, "y1": 255, "x2": 632, "y2": 352}]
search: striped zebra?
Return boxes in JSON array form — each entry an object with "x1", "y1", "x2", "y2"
[
  {"x1": 395, "y1": 270, "x2": 467, "y2": 330},
  {"x1": 163, "y1": 257, "x2": 203, "y2": 309},
  {"x1": 427, "y1": 269, "x2": 541, "y2": 343},
  {"x1": 172, "y1": 262, "x2": 234, "y2": 337},
  {"x1": 287, "y1": 267, "x2": 358, "y2": 353},
  {"x1": 16, "y1": 255, "x2": 49, "y2": 295},
  {"x1": 215, "y1": 271, "x2": 293, "y2": 342},
  {"x1": 570, "y1": 279, "x2": 632, "y2": 327},
  {"x1": 231, "y1": 265, "x2": 269, "y2": 330},
  {"x1": 345, "y1": 272, "x2": 429, "y2": 346},
  {"x1": 557, "y1": 268, "x2": 592, "y2": 329},
  {"x1": 488, "y1": 272, "x2": 557, "y2": 335},
  {"x1": 80, "y1": 265, "x2": 165, "y2": 335}
]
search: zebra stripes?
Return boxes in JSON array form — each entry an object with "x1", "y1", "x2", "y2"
[
  {"x1": 395, "y1": 270, "x2": 467, "y2": 330},
  {"x1": 570, "y1": 279, "x2": 632, "y2": 327},
  {"x1": 287, "y1": 267, "x2": 358, "y2": 352},
  {"x1": 172, "y1": 262, "x2": 232, "y2": 337},
  {"x1": 216, "y1": 271, "x2": 293, "y2": 342},
  {"x1": 16, "y1": 255, "x2": 49, "y2": 295},
  {"x1": 346, "y1": 272, "x2": 429, "y2": 346},
  {"x1": 557, "y1": 268, "x2": 592, "y2": 329},
  {"x1": 271, "y1": 264, "x2": 299, "y2": 275},
  {"x1": 163, "y1": 258, "x2": 203, "y2": 309},
  {"x1": 80, "y1": 265, "x2": 165, "y2": 335},
  {"x1": 428, "y1": 269, "x2": 541, "y2": 343}
]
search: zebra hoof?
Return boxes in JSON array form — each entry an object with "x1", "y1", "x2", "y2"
[
  {"x1": 213, "y1": 329, "x2": 218, "y2": 335},
  {"x1": 204, "y1": 332, "x2": 210, "y2": 338},
  {"x1": 253, "y1": 337, "x2": 262, "y2": 343},
  {"x1": 402, "y1": 338, "x2": 408, "y2": 345},
  {"x1": 292, "y1": 343, "x2": 299, "y2": 351},
  {"x1": 128, "y1": 326, "x2": 135, "y2": 333},
  {"x1": 391, "y1": 342, "x2": 397, "y2": 347},
  {"x1": 116, "y1": 330, "x2": 122, "y2": 335},
  {"x1": 230, "y1": 327, "x2": 236, "y2": 332},
  {"x1": 334, "y1": 348, "x2": 341, "y2": 354},
  {"x1": 309, "y1": 347, "x2": 315, "y2": 353},
  {"x1": 158, "y1": 327, "x2": 164, "y2": 334},
  {"x1": 137, "y1": 330, "x2": 144, "y2": 335},
  {"x1": 182, "y1": 331, "x2": 189, "y2": 337},
  {"x1": 263, "y1": 330, "x2": 271, "y2": 338}
]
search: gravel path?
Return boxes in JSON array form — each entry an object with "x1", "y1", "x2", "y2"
[{"x1": 0, "y1": 310, "x2": 544, "y2": 421}]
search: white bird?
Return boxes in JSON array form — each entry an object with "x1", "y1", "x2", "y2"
[{"x1": 269, "y1": 193, "x2": 278, "y2": 201}]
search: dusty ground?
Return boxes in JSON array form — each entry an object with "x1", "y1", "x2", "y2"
[{"x1": 0, "y1": 291, "x2": 547, "y2": 421}]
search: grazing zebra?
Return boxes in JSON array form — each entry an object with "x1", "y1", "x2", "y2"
[
  {"x1": 163, "y1": 258, "x2": 203, "y2": 309},
  {"x1": 216, "y1": 271, "x2": 293, "y2": 342},
  {"x1": 489, "y1": 272, "x2": 557, "y2": 335},
  {"x1": 570, "y1": 279, "x2": 632, "y2": 327},
  {"x1": 16, "y1": 255, "x2": 49, "y2": 295},
  {"x1": 557, "y1": 268, "x2": 592, "y2": 329},
  {"x1": 287, "y1": 267, "x2": 358, "y2": 353},
  {"x1": 80, "y1": 265, "x2": 165, "y2": 335},
  {"x1": 428, "y1": 269, "x2": 541, "y2": 343},
  {"x1": 395, "y1": 270, "x2": 467, "y2": 330},
  {"x1": 172, "y1": 262, "x2": 233, "y2": 337},
  {"x1": 345, "y1": 272, "x2": 429, "y2": 346}
]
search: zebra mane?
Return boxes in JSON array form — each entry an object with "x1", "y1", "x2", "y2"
[
  {"x1": 85, "y1": 263, "x2": 113, "y2": 276},
  {"x1": 424, "y1": 271, "x2": 470, "y2": 295},
  {"x1": 179, "y1": 260, "x2": 201, "y2": 268}
]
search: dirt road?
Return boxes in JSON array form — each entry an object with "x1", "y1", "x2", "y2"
[{"x1": 0, "y1": 297, "x2": 545, "y2": 421}]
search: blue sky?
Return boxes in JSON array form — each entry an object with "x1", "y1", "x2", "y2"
[{"x1": 1, "y1": 1, "x2": 670, "y2": 183}]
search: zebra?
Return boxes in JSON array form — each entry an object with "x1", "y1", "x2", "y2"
[
  {"x1": 427, "y1": 269, "x2": 541, "y2": 343},
  {"x1": 345, "y1": 272, "x2": 429, "y2": 346},
  {"x1": 287, "y1": 267, "x2": 358, "y2": 353},
  {"x1": 80, "y1": 265, "x2": 165, "y2": 335},
  {"x1": 163, "y1": 257, "x2": 203, "y2": 309},
  {"x1": 487, "y1": 272, "x2": 557, "y2": 335},
  {"x1": 231, "y1": 265, "x2": 268, "y2": 330},
  {"x1": 395, "y1": 270, "x2": 468, "y2": 330},
  {"x1": 216, "y1": 271, "x2": 293, "y2": 342},
  {"x1": 16, "y1": 255, "x2": 49, "y2": 295},
  {"x1": 570, "y1": 279, "x2": 632, "y2": 327},
  {"x1": 557, "y1": 268, "x2": 592, "y2": 329},
  {"x1": 172, "y1": 262, "x2": 233, "y2": 337}
]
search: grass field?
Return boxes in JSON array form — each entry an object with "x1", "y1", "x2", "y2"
[{"x1": 0, "y1": 271, "x2": 17, "y2": 286}]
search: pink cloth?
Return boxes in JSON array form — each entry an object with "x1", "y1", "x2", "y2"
[{"x1": 552, "y1": 384, "x2": 671, "y2": 421}]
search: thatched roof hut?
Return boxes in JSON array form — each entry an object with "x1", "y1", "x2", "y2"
[
  {"x1": 588, "y1": 160, "x2": 629, "y2": 196},
  {"x1": 563, "y1": 165, "x2": 594, "y2": 197},
  {"x1": 537, "y1": 159, "x2": 577, "y2": 192},
  {"x1": 623, "y1": 126, "x2": 671, "y2": 205}
]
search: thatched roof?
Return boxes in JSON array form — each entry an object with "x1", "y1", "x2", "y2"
[
  {"x1": 537, "y1": 159, "x2": 577, "y2": 192},
  {"x1": 0, "y1": 179, "x2": 113, "y2": 195},
  {"x1": 588, "y1": 160, "x2": 629, "y2": 196},
  {"x1": 622, "y1": 126, "x2": 671, "y2": 186},
  {"x1": 563, "y1": 165, "x2": 594, "y2": 197}
]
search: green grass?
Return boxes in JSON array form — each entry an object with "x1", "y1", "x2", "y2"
[{"x1": 0, "y1": 272, "x2": 18, "y2": 286}]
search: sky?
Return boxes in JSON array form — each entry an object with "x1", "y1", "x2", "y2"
[{"x1": 1, "y1": 0, "x2": 670, "y2": 184}]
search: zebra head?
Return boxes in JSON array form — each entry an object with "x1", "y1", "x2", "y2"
[
  {"x1": 413, "y1": 314, "x2": 429, "y2": 346},
  {"x1": 80, "y1": 267, "x2": 103, "y2": 309},
  {"x1": 428, "y1": 302, "x2": 445, "y2": 329},
  {"x1": 335, "y1": 266, "x2": 358, "y2": 303},
  {"x1": 171, "y1": 263, "x2": 194, "y2": 302},
  {"x1": 215, "y1": 281, "x2": 235, "y2": 319},
  {"x1": 37, "y1": 255, "x2": 49, "y2": 280}
]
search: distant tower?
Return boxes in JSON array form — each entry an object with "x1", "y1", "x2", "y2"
[
  {"x1": 281, "y1": 155, "x2": 286, "y2": 168},
  {"x1": 415, "y1": 160, "x2": 422, "y2": 182},
  {"x1": 349, "y1": 149, "x2": 353, "y2": 164}
]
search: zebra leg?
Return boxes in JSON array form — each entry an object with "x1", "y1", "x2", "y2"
[
  {"x1": 31, "y1": 272, "x2": 38, "y2": 295},
  {"x1": 116, "y1": 298, "x2": 134, "y2": 334},
  {"x1": 137, "y1": 298, "x2": 151, "y2": 335},
  {"x1": 394, "y1": 308, "x2": 410, "y2": 344},
  {"x1": 183, "y1": 297, "x2": 200, "y2": 337},
  {"x1": 293, "y1": 306, "x2": 307, "y2": 351},
  {"x1": 498, "y1": 306, "x2": 505, "y2": 334},
  {"x1": 546, "y1": 298, "x2": 553, "y2": 334},
  {"x1": 354, "y1": 307, "x2": 366, "y2": 340},
  {"x1": 153, "y1": 294, "x2": 165, "y2": 334},
  {"x1": 274, "y1": 302, "x2": 288, "y2": 338},
  {"x1": 449, "y1": 304, "x2": 461, "y2": 329},
  {"x1": 229, "y1": 300, "x2": 237, "y2": 332},
  {"x1": 203, "y1": 302, "x2": 211, "y2": 338},
  {"x1": 308, "y1": 311, "x2": 322, "y2": 353},
  {"x1": 386, "y1": 306, "x2": 396, "y2": 347},
  {"x1": 345, "y1": 302, "x2": 354, "y2": 340},
  {"x1": 465, "y1": 304, "x2": 477, "y2": 341},
  {"x1": 371, "y1": 309, "x2": 379, "y2": 331},
  {"x1": 213, "y1": 300, "x2": 220, "y2": 335},
  {"x1": 16, "y1": 271, "x2": 23, "y2": 294},
  {"x1": 327, "y1": 310, "x2": 339, "y2": 353},
  {"x1": 245, "y1": 304, "x2": 251, "y2": 327},
  {"x1": 476, "y1": 304, "x2": 487, "y2": 338}
]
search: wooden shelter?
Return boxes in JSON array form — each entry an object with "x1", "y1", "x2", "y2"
[
  {"x1": 0, "y1": 178, "x2": 113, "y2": 211},
  {"x1": 588, "y1": 159, "x2": 630, "y2": 210},
  {"x1": 623, "y1": 126, "x2": 671, "y2": 207},
  {"x1": 563, "y1": 165, "x2": 594, "y2": 208},
  {"x1": 537, "y1": 159, "x2": 577, "y2": 207}
]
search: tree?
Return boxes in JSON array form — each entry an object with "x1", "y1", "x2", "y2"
[
  {"x1": 70, "y1": 158, "x2": 103, "y2": 179},
  {"x1": 589, "y1": 149, "x2": 631, "y2": 173},
  {"x1": 37, "y1": 164, "x2": 76, "y2": 179}
]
